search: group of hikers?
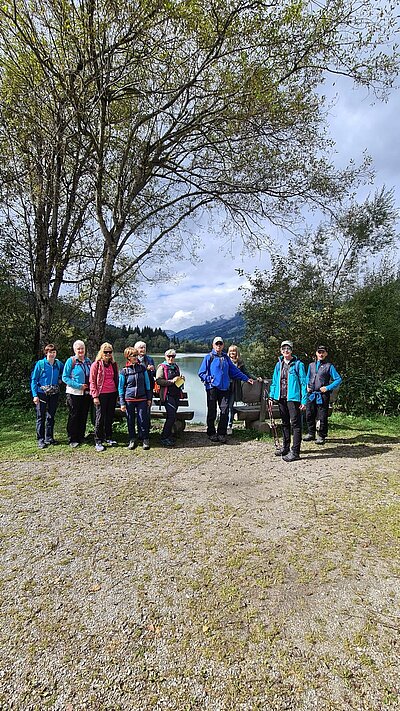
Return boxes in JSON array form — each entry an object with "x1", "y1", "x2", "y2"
[{"x1": 31, "y1": 335, "x2": 342, "y2": 461}]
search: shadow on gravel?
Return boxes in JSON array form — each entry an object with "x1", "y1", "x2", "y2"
[
  {"x1": 169, "y1": 432, "x2": 254, "y2": 449},
  {"x1": 328, "y1": 434, "x2": 400, "y2": 445},
  {"x1": 303, "y1": 443, "x2": 392, "y2": 459}
]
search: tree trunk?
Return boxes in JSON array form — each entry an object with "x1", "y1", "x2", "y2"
[{"x1": 87, "y1": 241, "x2": 117, "y2": 357}]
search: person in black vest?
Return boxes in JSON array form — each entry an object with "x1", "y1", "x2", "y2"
[{"x1": 304, "y1": 345, "x2": 342, "y2": 445}]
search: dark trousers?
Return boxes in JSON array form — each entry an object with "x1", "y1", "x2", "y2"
[
  {"x1": 279, "y1": 399, "x2": 302, "y2": 455},
  {"x1": 306, "y1": 393, "x2": 330, "y2": 438},
  {"x1": 126, "y1": 400, "x2": 149, "y2": 441},
  {"x1": 66, "y1": 393, "x2": 91, "y2": 444},
  {"x1": 161, "y1": 394, "x2": 180, "y2": 439},
  {"x1": 206, "y1": 388, "x2": 230, "y2": 436},
  {"x1": 35, "y1": 394, "x2": 59, "y2": 443},
  {"x1": 94, "y1": 391, "x2": 117, "y2": 444}
]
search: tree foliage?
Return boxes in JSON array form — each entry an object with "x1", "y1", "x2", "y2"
[
  {"x1": 240, "y1": 190, "x2": 400, "y2": 414},
  {"x1": 0, "y1": 0, "x2": 398, "y2": 355}
]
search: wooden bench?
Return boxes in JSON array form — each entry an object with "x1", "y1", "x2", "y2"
[
  {"x1": 150, "y1": 391, "x2": 194, "y2": 434},
  {"x1": 112, "y1": 391, "x2": 194, "y2": 434},
  {"x1": 233, "y1": 379, "x2": 337, "y2": 432}
]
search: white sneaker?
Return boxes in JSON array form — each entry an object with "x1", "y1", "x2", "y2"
[
  {"x1": 227, "y1": 427, "x2": 233, "y2": 435},
  {"x1": 106, "y1": 440, "x2": 117, "y2": 446},
  {"x1": 95, "y1": 443, "x2": 105, "y2": 452}
]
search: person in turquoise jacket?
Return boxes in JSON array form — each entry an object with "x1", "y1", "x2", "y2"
[
  {"x1": 198, "y1": 336, "x2": 254, "y2": 443},
  {"x1": 31, "y1": 344, "x2": 64, "y2": 448},
  {"x1": 269, "y1": 339, "x2": 307, "y2": 462}
]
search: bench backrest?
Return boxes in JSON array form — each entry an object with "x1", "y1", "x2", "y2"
[{"x1": 241, "y1": 380, "x2": 263, "y2": 404}]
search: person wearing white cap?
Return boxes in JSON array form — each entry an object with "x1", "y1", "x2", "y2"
[
  {"x1": 198, "y1": 337, "x2": 254, "y2": 443},
  {"x1": 269, "y1": 340, "x2": 307, "y2": 462}
]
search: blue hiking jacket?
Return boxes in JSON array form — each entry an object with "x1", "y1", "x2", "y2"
[
  {"x1": 269, "y1": 356, "x2": 307, "y2": 405},
  {"x1": 198, "y1": 350, "x2": 250, "y2": 391},
  {"x1": 31, "y1": 358, "x2": 64, "y2": 397}
]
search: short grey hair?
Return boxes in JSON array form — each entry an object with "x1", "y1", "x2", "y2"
[
  {"x1": 134, "y1": 341, "x2": 146, "y2": 349},
  {"x1": 73, "y1": 340, "x2": 85, "y2": 352},
  {"x1": 165, "y1": 348, "x2": 177, "y2": 357}
]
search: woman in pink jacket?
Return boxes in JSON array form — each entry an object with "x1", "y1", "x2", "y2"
[{"x1": 89, "y1": 342, "x2": 119, "y2": 452}]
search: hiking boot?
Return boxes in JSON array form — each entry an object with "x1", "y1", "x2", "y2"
[
  {"x1": 106, "y1": 439, "x2": 117, "y2": 447},
  {"x1": 95, "y1": 443, "x2": 105, "y2": 452},
  {"x1": 142, "y1": 439, "x2": 150, "y2": 450},
  {"x1": 209, "y1": 434, "x2": 219, "y2": 442},
  {"x1": 69, "y1": 441, "x2": 79, "y2": 448},
  {"x1": 227, "y1": 427, "x2": 233, "y2": 436},
  {"x1": 315, "y1": 435, "x2": 325, "y2": 445},
  {"x1": 127, "y1": 440, "x2": 137, "y2": 450},
  {"x1": 282, "y1": 451, "x2": 300, "y2": 462},
  {"x1": 38, "y1": 440, "x2": 47, "y2": 449},
  {"x1": 274, "y1": 447, "x2": 289, "y2": 457},
  {"x1": 303, "y1": 433, "x2": 315, "y2": 442},
  {"x1": 218, "y1": 435, "x2": 227, "y2": 443}
]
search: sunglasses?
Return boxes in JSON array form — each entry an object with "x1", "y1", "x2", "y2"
[
  {"x1": 104, "y1": 350, "x2": 113, "y2": 354},
  {"x1": 214, "y1": 341, "x2": 223, "y2": 346},
  {"x1": 317, "y1": 349, "x2": 326, "y2": 354},
  {"x1": 281, "y1": 346, "x2": 292, "y2": 351},
  {"x1": 167, "y1": 354, "x2": 176, "y2": 357}
]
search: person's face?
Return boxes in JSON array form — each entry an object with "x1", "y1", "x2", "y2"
[
  {"x1": 128, "y1": 354, "x2": 138, "y2": 365},
  {"x1": 103, "y1": 347, "x2": 113, "y2": 360},
  {"x1": 74, "y1": 344, "x2": 85, "y2": 359},
  {"x1": 137, "y1": 344, "x2": 146, "y2": 356},
  {"x1": 166, "y1": 353, "x2": 176, "y2": 363},
  {"x1": 46, "y1": 348, "x2": 56, "y2": 361},
  {"x1": 228, "y1": 348, "x2": 238, "y2": 360},
  {"x1": 281, "y1": 345, "x2": 292, "y2": 358},
  {"x1": 316, "y1": 348, "x2": 327, "y2": 361},
  {"x1": 213, "y1": 340, "x2": 224, "y2": 354}
]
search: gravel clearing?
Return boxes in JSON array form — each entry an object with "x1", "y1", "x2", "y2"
[{"x1": 1, "y1": 426, "x2": 399, "y2": 710}]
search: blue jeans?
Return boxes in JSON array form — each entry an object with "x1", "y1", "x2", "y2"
[
  {"x1": 126, "y1": 400, "x2": 149, "y2": 441},
  {"x1": 35, "y1": 393, "x2": 59, "y2": 443}
]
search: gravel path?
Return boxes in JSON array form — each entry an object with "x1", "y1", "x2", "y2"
[{"x1": 1, "y1": 427, "x2": 399, "y2": 710}]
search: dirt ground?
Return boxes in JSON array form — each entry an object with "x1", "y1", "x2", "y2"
[{"x1": 0, "y1": 425, "x2": 399, "y2": 710}]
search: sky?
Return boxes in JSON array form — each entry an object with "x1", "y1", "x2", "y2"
[{"x1": 131, "y1": 78, "x2": 400, "y2": 334}]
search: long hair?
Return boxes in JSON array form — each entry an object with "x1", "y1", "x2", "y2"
[{"x1": 96, "y1": 342, "x2": 115, "y2": 362}]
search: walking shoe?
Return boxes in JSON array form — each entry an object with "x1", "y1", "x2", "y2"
[
  {"x1": 142, "y1": 439, "x2": 150, "y2": 450},
  {"x1": 218, "y1": 435, "x2": 227, "y2": 444},
  {"x1": 315, "y1": 435, "x2": 325, "y2": 445},
  {"x1": 227, "y1": 427, "x2": 233, "y2": 436},
  {"x1": 282, "y1": 451, "x2": 300, "y2": 462},
  {"x1": 38, "y1": 440, "x2": 47, "y2": 449},
  {"x1": 95, "y1": 443, "x2": 105, "y2": 452},
  {"x1": 302, "y1": 433, "x2": 315, "y2": 442},
  {"x1": 45, "y1": 438, "x2": 56, "y2": 445},
  {"x1": 274, "y1": 447, "x2": 289, "y2": 456},
  {"x1": 209, "y1": 434, "x2": 219, "y2": 442},
  {"x1": 69, "y1": 441, "x2": 79, "y2": 448},
  {"x1": 106, "y1": 439, "x2": 117, "y2": 446},
  {"x1": 128, "y1": 440, "x2": 137, "y2": 450}
]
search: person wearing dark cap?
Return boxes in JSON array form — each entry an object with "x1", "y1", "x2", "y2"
[
  {"x1": 304, "y1": 345, "x2": 342, "y2": 445},
  {"x1": 198, "y1": 336, "x2": 254, "y2": 443},
  {"x1": 269, "y1": 340, "x2": 307, "y2": 462}
]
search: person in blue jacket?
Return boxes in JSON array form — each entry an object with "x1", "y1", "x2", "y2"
[
  {"x1": 304, "y1": 344, "x2": 342, "y2": 445},
  {"x1": 269, "y1": 340, "x2": 307, "y2": 462},
  {"x1": 31, "y1": 344, "x2": 64, "y2": 448},
  {"x1": 198, "y1": 336, "x2": 254, "y2": 443},
  {"x1": 62, "y1": 340, "x2": 92, "y2": 448},
  {"x1": 119, "y1": 347, "x2": 152, "y2": 450}
]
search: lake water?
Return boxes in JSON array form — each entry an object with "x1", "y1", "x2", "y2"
[{"x1": 115, "y1": 352, "x2": 207, "y2": 423}]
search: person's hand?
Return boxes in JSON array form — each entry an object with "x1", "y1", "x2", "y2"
[
  {"x1": 120, "y1": 404, "x2": 126, "y2": 412},
  {"x1": 148, "y1": 364, "x2": 155, "y2": 371},
  {"x1": 94, "y1": 397, "x2": 100, "y2": 405},
  {"x1": 172, "y1": 376, "x2": 179, "y2": 383},
  {"x1": 33, "y1": 396, "x2": 39, "y2": 405},
  {"x1": 320, "y1": 386, "x2": 327, "y2": 393},
  {"x1": 248, "y1": 378, "x2": 255, "y2": 385},
  {"x1": 300, "y1": 404, "x2": 306, "y2": 411},
  {"x1": 82, "y1": 383, "x2": 88, "y2": 391},
  {"x1": 307, "y1": 386, "x2": 312, "y2": 393},
  {"x1": 147, "y1": 400, "x2": 152, "y2": 406},
  {"x1": 257, "y1": 377, "x2": 263, "y2": 382}
]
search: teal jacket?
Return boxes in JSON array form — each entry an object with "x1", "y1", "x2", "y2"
[{"x1": 269, "y1": 356, "x2": 307, "y2": 405}]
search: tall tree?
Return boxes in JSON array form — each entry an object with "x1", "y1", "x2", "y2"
[{"x1": 0, "y1": 0, "x2": 398, "y2": 354}]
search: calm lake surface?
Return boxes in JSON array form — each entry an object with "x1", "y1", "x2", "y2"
[{"x1": 115, "y1": 352, "x2": 207, "y2": 424}]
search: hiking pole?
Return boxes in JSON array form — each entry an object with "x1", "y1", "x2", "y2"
[{"x1": 267, "y1": 398, "x2": 281, "y2": 450}]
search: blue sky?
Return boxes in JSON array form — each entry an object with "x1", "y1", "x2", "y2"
[{"x1": 132, "y1": 78, "x2": 400, "y2": 333}]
